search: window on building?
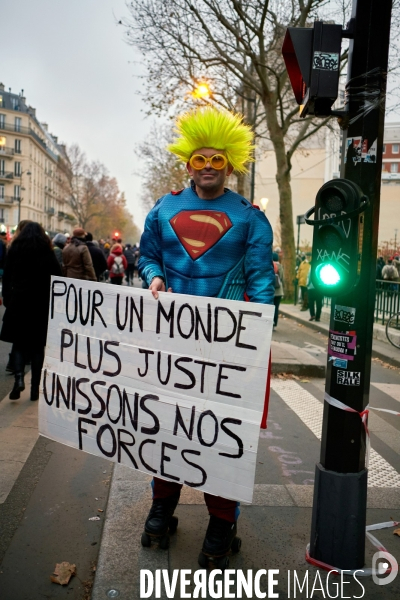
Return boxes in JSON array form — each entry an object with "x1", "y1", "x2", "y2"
[
  {"x1": 393, "y1": 144, "x2": 399, "y2": 154},
  {"x1": 15, "y1": 117, "x2": 21, "y2": 132},
  {"x1": 14, "y1": 185, "x2": 21, "y2": 199},
  {"x1": 0, "y1": 159, "x2": 5, "y2": 176},
  {"x1": 14, "y1": 139, "x2": 21, "y2": 154},
  {"x1": 0, "y1": 184, "x2": 4, "y2": 198},
  {"x1": 14, "y1": 162, "x2": 21, "y2": 176},
  {"x1": 11, "y1": 98, "x2": 19, "y2": 110},
  {"x1": 383, "y1": 144, "x2": 386, "y2": 154},
  {"x1": 0, "y1": 209, "x2": 4, "y2": 223},
  {"x1": 391, "y1": 163, "x2": 398, "y2": 173},
  {"x1": 0, "y1": 114, "x2": 5, "y2": 129}
]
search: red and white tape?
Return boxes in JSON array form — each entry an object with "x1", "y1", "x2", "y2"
[
  {"x1": 306, "y1": 520, "x2": 399, "y2": 576},
  {"x1": 305, "y1": 393, "x2": 400, "y2": 575},
  {"x1": 324, "y1": 392, "x2": 400, "y2": 468}
]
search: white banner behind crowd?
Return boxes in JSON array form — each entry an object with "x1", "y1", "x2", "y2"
[{"x1": 39, "y1": 277, "x2": 274, "y2": 502}]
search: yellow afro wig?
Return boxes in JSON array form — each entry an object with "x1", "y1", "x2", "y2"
[{"x1": 167, "y1": 107, "x2": 255, "y2": 173}]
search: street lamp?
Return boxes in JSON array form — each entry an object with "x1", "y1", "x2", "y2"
[
  {"x1": 259, "y1": 197, "x2": 269, "y2": 212},
  {"x1": 191, "y1": 81, "x2": 211, "y2": 100}
]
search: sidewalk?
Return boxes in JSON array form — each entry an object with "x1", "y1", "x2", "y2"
[
  {"x1": 92, "y1": 467, "x2": 400, "y2": 600},
  {"x1": 279, "y1": 303, "x2": 400, "y2": 369},
  {"x1": 270, "y1": 339, "x2": 325, "y2": 377}
]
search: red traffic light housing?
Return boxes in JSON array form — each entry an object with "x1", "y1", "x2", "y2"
[{"x1": 282, "y1": 21, "x2": 343, "y2": 118}]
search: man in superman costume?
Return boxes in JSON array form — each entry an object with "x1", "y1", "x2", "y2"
[{"x1": 138, "y1": 107, "x2": 274, "y2": 565}]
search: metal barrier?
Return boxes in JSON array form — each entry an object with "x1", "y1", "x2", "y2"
[
  {"x1": 292, "y1": 281, "x2": 399, "y2": 325},
  {"x1": 322, "y1": 281, "x2": 399, "y2": 325},
  {"x1": 375, "y1": 279, "x2": 400, "y2": 325}
]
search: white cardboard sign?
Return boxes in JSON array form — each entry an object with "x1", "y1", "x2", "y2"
[{"x1": 39, "y1": 277, "x2": 274, "y2": 503}]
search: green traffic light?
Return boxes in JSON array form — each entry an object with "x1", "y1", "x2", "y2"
[{"x1": 317, "y1": 264, "x2": 341, "y2": 286}]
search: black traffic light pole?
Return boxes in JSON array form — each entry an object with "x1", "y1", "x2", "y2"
[{"x1": 309, "y1": 0, "x2": 392, "y2": 568}]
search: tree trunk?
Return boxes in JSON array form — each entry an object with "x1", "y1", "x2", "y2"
[
  {"x1": 236, "y1": 172, "x2": 251, "y2": 199},
  {"x1": 264, "y1": 101, "x2": 296, "y2": 301}
]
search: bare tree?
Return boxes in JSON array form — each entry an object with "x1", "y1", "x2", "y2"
[
  {"x1": 58, "y1": 144, "x2": 141, "y2": 238},
  {"x1": 136, "y1": 124, "x2": 190, "y2": 211},
  {"x1": 121, "y1": 0, "x2": 350, "y2": 296},
  {"x1": 58, "y1": 145, "x2": 110, "y2": 229}
]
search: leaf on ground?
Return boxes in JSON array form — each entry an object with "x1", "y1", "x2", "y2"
[
  {"x1": 273, "y1": 373, "x2": 301, "y2": 381},
  {"x1": 89, "y1": 516, "x2": 101, "y2": 521},
  {"x1": 300, "y1": 379, "x2": 310, "y2": 383},
  {"x1": 97, "y1": 508, "x2": 104, "y2": 512},
  {"x1": 394, "y1": 528, "x2": 400, "y2": 537},
  {"x1": 50, "y1": 562, "x2": 76, "y2": 586}
]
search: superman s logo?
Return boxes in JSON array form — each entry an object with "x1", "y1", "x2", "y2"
[{"x1": 170, "y1": 210, "x2": 233, "y2": 260}]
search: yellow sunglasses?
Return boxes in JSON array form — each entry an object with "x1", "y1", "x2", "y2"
[{"x1": 189, "y1": 154, "x2": 228, "y2": 170}]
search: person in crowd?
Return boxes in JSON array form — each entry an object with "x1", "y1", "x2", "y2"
[
  {"x1": 133, "y1": 244, "x2": 140, "y2": 279},
  {"x1": 392, "y1": 255, "x2": 400, "y2": 277},
  {"x1": 52, "y1": 233, "x2": 67, "y2": 267},
  {"x1": 382, "y1": 257, "x2": 399, "y2": 292},
  {"x1": 0, "y1": 231, "x2": 7, "y2": 277},
  {"x1": 296, "y1": 254, "x2": 310, "y2": 311},
  {"x1": 107, "y1": 243, "x2": 127, "y2": 285},
  {"x1": 376, "y1": 256, "x2": 385, "y2": 279},
  {"x1": 273, "y1": 251, "x2": 284, "y2": 327},
  {"x1": 123, "y1": 244, "x2": 136, "y2": 285},
  {"x1": 138, "y1": 106, "x2": 274, "y2": 565},
  {"x1": 0, "y1": 222, "x2": 62, "y2": 401},
  {"x1": 376, "y1": 256, "x2": 385, "y2": 289},
  {"x1": 85, "y1": 232, "x2": 107, "y2": 281},
  {"x1": 62, "y1": 227, "x2": 96, "y2": 281},
  {"x1": 307, "y1": 260, "x2": 323, "y2": 322},
  {"x1": 4, "y1": 220, "x2": 33, "y2": 375},
  {"x1": 103, "y1": 242, "x2": 111, "y2": 258}
]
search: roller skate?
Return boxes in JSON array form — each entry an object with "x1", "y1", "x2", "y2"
[
  {"x1": 141, "y1": 495, "x2": 179, "y2": 550},
  {"x1": 198, "y1": 515, "x2": 241, "y2": 570}
]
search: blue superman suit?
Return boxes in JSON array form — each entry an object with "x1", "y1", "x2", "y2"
[
  {"x1": 139, "y1": 185, "x2": 275, "y2": 303},
  {"x1": 139, "y1": 184, "x2": 274, "y2": 518}
]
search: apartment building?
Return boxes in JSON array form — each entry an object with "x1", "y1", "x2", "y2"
[
  {"x1": 0, "y1": 83, "x2": 74, "y2": 235},
  {"x1": 255, "y1": 122, "x2": 400, "y2": 246}
]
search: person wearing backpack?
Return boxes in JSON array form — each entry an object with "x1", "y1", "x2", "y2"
[
  {"x1": 107, "y1": 243, "x2": 127, "y2": 285},
  {"x1": 273, "y1": 252, "x2": 284, "y2": 327},
  {"x1": 382, "y1": 258, "x2": 399, "y2": 292}
]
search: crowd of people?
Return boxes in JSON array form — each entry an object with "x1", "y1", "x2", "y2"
[
  {"x1": 0, "y1": 222, "x2": 139, "y2": 402},
  {"x1": 376, "y1": 255, "x2": 400, "y2": 290}
]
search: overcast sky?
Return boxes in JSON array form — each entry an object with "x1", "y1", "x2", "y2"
[
  {"x1": 2, "y1": 0, "x2": 149, "y2": 229},
  {"x1": 2, "y1": 1, "x2": 399, "y2": 234}
]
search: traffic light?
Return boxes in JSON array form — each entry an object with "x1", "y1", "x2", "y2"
[
  {"x1": 305, "y1": 179, "x2": 368, "y2": 296},
  {"x1": 282, "y1": 21, "x2": 343, "y2": 118}
]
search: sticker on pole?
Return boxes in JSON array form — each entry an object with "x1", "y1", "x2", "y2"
[
  {"x1": 334, "y1": 305, "x2": 356, "y2": 325},
  {"x1": 332, "y1": 358, "x2": 348, "y2": 369},
  {"x1": 337, "y1": 370, "x2": 361, "y2": 386},
  {"x1": 328, "y1": 330, "x2": 357, "y2": 360},
  {"x1": 313, "y1": 52, "x2": 339, "y2": 71},
  {"x1": 39, "y1": 278, "x2": 274, "y2": 503}
]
